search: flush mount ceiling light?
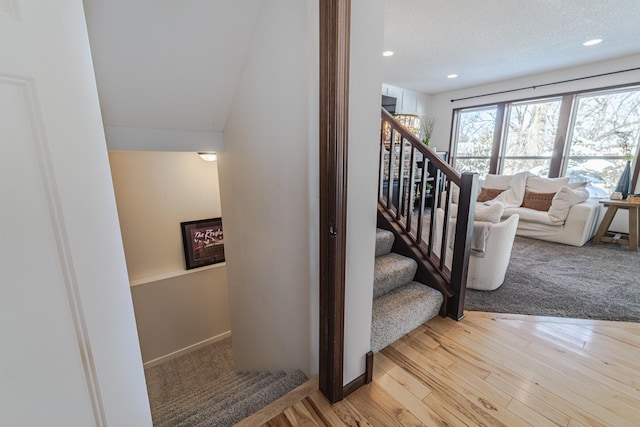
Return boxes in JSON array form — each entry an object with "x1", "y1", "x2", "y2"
[
  {"x1": 583, "y1": 38, "x2": 603, "y2": 47},
  {"x1": 382, "y1": 51, "x2": 394, "y2": 57},
  {"x1": 447, "y1": 74, "x2": 458, "y2": 79},
  {"x1": 197, "y1": 152, "x2": 217, "y2": 162}
]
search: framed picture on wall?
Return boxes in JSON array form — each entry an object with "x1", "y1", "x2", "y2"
[{"x1": 180, "y1": 217, "x2": 225, "y2": 269}]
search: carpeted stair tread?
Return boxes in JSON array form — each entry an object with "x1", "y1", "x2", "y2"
[
  {"x1": 152, "y1": 371, "x2": 260, "y2": 418},
  {"x1": 190, "y1": 370, "x2": 308, "y2": 427},
  {"x1": 156, "y1": 371, "x2": 280, "y2": 426},
  {"x1": 375, "y1": 228, "x2": 395, "y2": 257},
  {"x1": 153, "y1": 372, "x2": 269, "y2": 425},
  {"x1": 371, "y1": 282, "x2": 443, "y2": 353},
  {"x1": 373, "y1": 253, "x2": 418, "y2": 298}
]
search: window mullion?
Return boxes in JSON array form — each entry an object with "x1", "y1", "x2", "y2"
[
  {"x1": 490, "y1": 103, "x2": 506, "y2": 174},
  {"x1": 548, "y1": 94, "x2": 574, "y2": 177}
]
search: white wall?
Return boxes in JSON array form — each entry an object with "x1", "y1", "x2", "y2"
[
  {"x1": 109, "y1": 151, "x2": 223, "y2": 280},
  {"x1": 217, "y1": 0, "x2": 316, "y2": 376},
  {"x1": 131, "y1": 267, "x2": 230, "y2": 364},
  {"x1": 344, "y1": 0, "x2": 384, "y2": 384},
  {"x1": 108, "y1": 151, "x2": 230, "y2": 364}
]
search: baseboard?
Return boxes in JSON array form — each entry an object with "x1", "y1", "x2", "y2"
[
  {"x1": 143, "y1": 330, "x2": 231, "y2": 369},
  {"x1": 342, "y1": 351, "x2": 374, "y2": 398}
]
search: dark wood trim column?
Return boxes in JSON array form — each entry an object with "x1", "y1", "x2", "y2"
[{"x1": 318, "y1": 0, "x2": 350, "y2": 404}]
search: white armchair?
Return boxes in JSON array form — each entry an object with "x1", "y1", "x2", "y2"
[{"x1": 434, "y1": 208, "x2": 519, "y2": 291}]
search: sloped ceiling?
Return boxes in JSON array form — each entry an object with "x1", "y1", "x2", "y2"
[
  {"x1": 383, "y1": 0, "x2": 640, "y2": 94},
  {"x1": 84, "y1": 0, "x2": 263, "y2": 149}
]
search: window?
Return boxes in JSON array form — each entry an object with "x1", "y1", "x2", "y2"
[
  {"x1": 450, "y1": 84, "x2": 640, "y2": 197},
  {"x1": 565, "y1": 88, "x2": 640, "y2": 195},
  {"x1": 502, "y1": 98, "x2": 561, "y2": 176},
  {"x1": 452, "y1": 106, "x2": 497, "y2": 177}
]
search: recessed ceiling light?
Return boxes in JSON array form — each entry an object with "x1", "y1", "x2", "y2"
[
  {"x1": 447, "y1": 74, "x2": 458, "y2": 79},
  {"x1": 583, "y1": 39, "x2": 603, "y2": 47},
  {"x1": 382, "y1": 51, "x2": 394, "y2": 57}
]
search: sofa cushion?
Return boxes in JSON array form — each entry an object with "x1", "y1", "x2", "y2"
[
  {"x1": 489, "y1": 171, "x2": 530, "y2": 208},
  {"x1": 484, "y1": 174, "x2": 514, "y2": 190},
  {"x1": 525, "y1": 176, "x2": 570, "y2": 193},
  {"x1": 477, "y1": 187, "x2": 505, "y2": 202},
  {"x1": 522, "y1": 190, "x2": 555, "y2": 211},
  {"x1": 504, "y1": 207, "x2": 559, "y2": 226},
  {"x1": 548, "y1": 186, "x2": 590, "y2": 222}
]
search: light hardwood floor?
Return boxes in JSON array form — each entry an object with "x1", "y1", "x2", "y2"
[{"x1": 236, "y1": 311, "x2": 640, "y2": 427}]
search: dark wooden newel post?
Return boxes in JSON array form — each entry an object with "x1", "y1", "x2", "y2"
[{"x1": 318, "y1": 0, "x2": 350, "y2": 404}]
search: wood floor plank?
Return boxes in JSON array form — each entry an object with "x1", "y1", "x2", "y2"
[
  {"x1": 401, "y1": 333, "x2": 513, "y2": 408},
  {"x1": 458, "y1": 317, "x2": 640, "y2": 426},
  {"x1": 304, "y1": 392, "x2": 348, "y2": 427},
  {"x1": 505, "y1": 398, "x2": 561, "y2": 427},
  {"x1": 470, "y1": 316, "x2": 640, "y2": 416},
  {"x1": 241, "y1": 312, "x2": 640, "y2": 427},
  {"x1": 347, "y1": 383, "x2": 425, "y2": 426},
  {"x1": 264, "y1": 413, "x2": 294, "y2": 427},
  {"x1": 485, "y1": 372, "x2": 572, "y2": 427},
  {"x1": 386, "y1": 365, "x2": 433, "y2": 400},
  {"x1": 373, "y1": 371, "x2": 450, "y2": 426},
  {"x1": 329, "y1": 397, "x2": 374, "y2": 427},
  {"x1": 384, "y1": 343, "x2": 533, "y2": 427},
  {"x1": 473, "y1": 316, "x2": 640, "y2": 373},
  {"x1": 283, "y1": 401, "x2": 324, "y2": 427}
]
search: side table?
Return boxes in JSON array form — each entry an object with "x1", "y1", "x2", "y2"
[{"x1": 592, "y1": 199, "x2": 639, "y2": 251}]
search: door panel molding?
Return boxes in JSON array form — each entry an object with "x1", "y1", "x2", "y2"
[{"x1": 1, "y1": 73, "x2": 106, "y2": 426}]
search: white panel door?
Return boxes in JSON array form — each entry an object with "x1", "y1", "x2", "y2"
[{"x1": 0, "y1": 1, "x2": 152, "y2": 426}]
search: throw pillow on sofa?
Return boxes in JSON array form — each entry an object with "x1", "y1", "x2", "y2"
[
  {"x1": 521, "y1": 190, "x2": 556, "y2": 211},
  {"x1": 477, "y1": 187, "x2": 504, "y2": 202},
  {"x1": 548, "y1": 186, "x2": 590, "y2": 222},
  {"x1": 483, "y1": 174, "x2": 515, "y2": 190}
]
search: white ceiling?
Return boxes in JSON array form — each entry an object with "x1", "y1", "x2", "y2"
[
  {"x1": 84, "y1": 0, "x2": 262, "y2": 133},
  {"x1": 383, "y1": 0, "x2": 640, "y2": 94}
]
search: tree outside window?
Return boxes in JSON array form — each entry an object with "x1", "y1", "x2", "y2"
[
  {"x1": 453, "y1": 106, "x2": 496, "y2": 177},
  {"x1": 566, "y1": 88, "x2": 640, "y2": 195},
  {"x1": 450, "y1": 85, "x2": 640, "y2": 197}
]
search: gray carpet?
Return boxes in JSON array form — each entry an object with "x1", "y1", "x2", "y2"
[
  {"x1": 465, "y1": 236, "x2": 640, "y2": 322},
  {"x1": 144, "y1": 338, "x2": 307, "y2": 426},
  {"x1": 371, "y1": 229, "x2": 443, "y2": 352}
]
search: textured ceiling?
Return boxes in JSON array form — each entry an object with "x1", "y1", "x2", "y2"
[{"x1": 383, "y1": 0, "x2": 640, "y2": 94}]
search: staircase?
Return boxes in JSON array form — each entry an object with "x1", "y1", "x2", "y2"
[
  {"x1": 152, "y1": 369, "x2": 307, "y2": 427},
  {"x1": 371, "y1": 228, "x2": 443, "y2": 352}
]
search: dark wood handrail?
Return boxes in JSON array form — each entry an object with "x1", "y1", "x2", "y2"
[{"x1": 377, "y1": 108, "x2": 477, "y2": 320}]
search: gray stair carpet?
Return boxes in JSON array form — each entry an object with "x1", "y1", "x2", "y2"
[
  {"x1": 145, "y1": 338, "x2": 307, "y2": 427},
  {"x1": 371, "y1": 281, "x2": 443, "y2": 352},
  {"x1": 373, "y1": 252, "x2": 418, "y2": 298},
  {"x1": 371, "y1": 228, "x2": 443, "y2": 352},
  {"x1": 375, "y1": 228, "x2": 394, "y2": 256}
]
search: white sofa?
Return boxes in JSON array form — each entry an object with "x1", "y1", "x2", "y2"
[
  {"x1": 449, "y1": 172, "x2": 601, "y2": 247},
  {"x1": 505, "y1": 199, "x2": 600, "y2": 246}
]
